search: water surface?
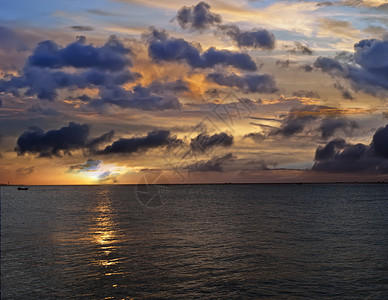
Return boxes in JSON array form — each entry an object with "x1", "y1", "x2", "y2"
[{"x1": 2, "y1": 184, "x2": 388, "y2": 299}]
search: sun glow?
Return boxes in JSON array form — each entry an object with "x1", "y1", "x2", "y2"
[{"x1": 69, "y1": 162, "x2": 138, "y2": 184}]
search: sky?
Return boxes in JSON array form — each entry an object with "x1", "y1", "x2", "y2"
[{"x1": 1, "y1": 0, "x2": 388, "y2": 185}]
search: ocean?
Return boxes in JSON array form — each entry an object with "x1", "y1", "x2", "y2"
[{"x1": 1, "y1": 184, "x2": 388, "y2": 299}]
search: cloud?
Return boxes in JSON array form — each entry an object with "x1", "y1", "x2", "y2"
[
  {"x1": 319, "y1": 118, "x2": 358, "y2": 139},
  {"x1": 176, "y1": 2, "x2": 222, "y2": 31},
  {"x1": 86, "y1": 130, "x2": 115, "y2": 150},
  {"x1": 184, "y1": 153, "x2": 235, "y2": 172},
  {"x1": 28, "y1": 35, "x2": 131, "y2": 71},
  {"x1": 207, "y1": 72, "x2": 278, "y2": 93},
  {"x1": 0, "y1": 36, "x2": 139, "y2": 101},
  {"x1": 97, "y1": 171, "x2": 119, "y2": 183},
  {"x1": 264, "y1": 106, "x2": 360, "y2": 139},
  {"x1": 285, "y1": 42, "x2": 313, "y2": 55},
  {"x1": 333, "y1": 82, "x2": 354, "y2": 100},
  {"x1": 0, "y1": 34, "x2": 183, "y2": 111},
  {"x1": 274, "y1": 114, "x2": 317, "y2": 137},
  {"x1": 69, "y1": 26, "x2": 94, "y2": 32},
  {"x1": 91, "y1": 81, "x2": 184, "y2": 111},
  {"x1": 301, "y1": 64, "x2": 313, "y2": 72},
  {"x1": 314, "y1": 37, "x2": 388, "y2": 96},
  {"x1": 0, "y1": 67, "x2": 137, "y2": 101},
  {"x1": 97, "y1": 130, "x2": 182, "y2": 154},
  {"x1": 0, "y1": 26, "x2": 38, "y2": 52},
  {"x1": 312, "y1": 123, "x2": 388, "y2": 173},
  {"x1": 339, "y1": 0, "x2": 388, "y2": 8},
  {"x1": 147, "y1": 29, "x2": 257, "y2": 71},
  {"x1": 27, "y1": 104, "x2": 60, "y2": 115},
  {"x1": 314, "y1": 56, "x2": 343, "y2": 72},
  {"x1": 175, "y1": 3, "x2": 275, "y2": 50},
  {"x1": 239, "y1": 159, "x2": 278, "y2": 173},
  {"x1": 317, "y1": 1, "x2": 334, "y2": 7},
  {"x1": 68, "y1": 159, "x2": 123, "y2": 183},
  {"x1": 218, "y1": 24, "x2": 276, "y2": 50},
  {"x1": 319, "y1": 18, "x2": 360, "y2": 40},
  {"x1": 69, "y1": 159, "x2": 102, "y2": 171},
  {"x1": 15, "y1": 122, "x2": 90, "y2": 157},
  {"x1": 276, "y1": 59, "x2": 297, "y2": 68},
  {"x1": 292, "y1": 90, "x2": 320, "y2": 98},
  {"x1": 190, "y1": 132, "x2": 234, "y2": 152},
  {"x1": 16, "y1": 166, "x2": 35, "y2": 176},
  {"x1": 87, "y1": 9, "x2": 120, "y2": 16},
  {"x1": 244, "y1": 132, "x2": 266, "y2": 142},
  {"x1": 15, "y1": 122, "x2": 115, "y2": 157}
]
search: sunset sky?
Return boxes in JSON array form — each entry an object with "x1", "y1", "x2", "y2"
[{"x1": 1, "y1": 0, "x2": 388, "y2": 184}]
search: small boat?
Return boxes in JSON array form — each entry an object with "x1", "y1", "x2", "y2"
[{"x1": 17, "y1": 186, "x2": 29, "y2": 190}]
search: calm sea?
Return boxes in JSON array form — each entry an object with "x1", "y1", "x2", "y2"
[{"x1": 1, "y1": 184, "x2": 388, "y2": 299}]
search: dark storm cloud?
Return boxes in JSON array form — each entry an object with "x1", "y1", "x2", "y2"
[
  {"x1": 190, "y1": 132, "x2": 234, "y2": 152},
  {"x1": 218, "y1": 24, "x2": 276, "y2": 50},
  {"x1": 86, "y1": 130, "x2": 115, "y2": 150},
  {"x1": 147, "y1": 29, "x2": 257, "y2": 71},
  {"x1": 97, "y1": 130, "x2": 182, "y2": 155},
  {"x1": 0, "y1": 33, "x2": 185, "y2": 110},
  {"x1": 184, "y1": 153, "x2": 235, "y2": 172},
  {"x1": 0, "y1": 97, "x2": 2, "y2": 107},
  {"x1": 313, "y1": 124, "x2": 388, "y2": 174},
  {"x1": 286, "y1": 42, "x2": 313, "y2": 55},
  {"x1": 15, "y1": 122, "x2": 116, "y2": 157},
  {"x1": 0, "y1": 36, "x2": 139, "y2": 101},
  {"x1": 207, "y1": 72, "x2": 278, "y2": 93},
  {"x1": 27, "y1": 35, "x2": 131, "y2": 71},
  {"x1": 0, "y1": 66, "x2": 138, "y2": 101},
  {"x1": 15, "y1": 122, "x2": 90, "y2": 157},
  {"x1": 314, "y1": 56, "x2": 343, "y2": 72},
  {"x1": 370, "y1": 124, "x2": 388, "y2": 159},
  {"x1": 319, "y1": 118, "x2": 358, "y2": 139},
  {"x1": 270, "y1": 106, "x2": 322, "y2": 137},
  {"x1": 313, "y1": 139, "x2": 373, "y2": 173},
  {"x1": 176, "y1": 1, "x2": 222, "y2": 31},
  {"x1": 175, "y1": 3, "x2": 275, "y2": 50},
  {"x1": 266, "y1": 106, "x2": 359, "y2": 139},
  {"x1": 274, "y1": 114, "x2": 317, "y2": 137},
  {"x1": 69, "y1": 26, "x2": 94, "y2": 32},
  {"x1": 314, "y1": 37, "x2": 388, "y2": 96}
]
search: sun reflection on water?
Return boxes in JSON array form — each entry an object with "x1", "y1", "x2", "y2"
[{"x1": 92, "y1": 187, "x2": 120, "y2": 269}]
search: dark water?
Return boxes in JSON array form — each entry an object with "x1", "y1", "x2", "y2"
[{"x1": 1, "y1": 184, "x2": 388, "y2": 299}]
